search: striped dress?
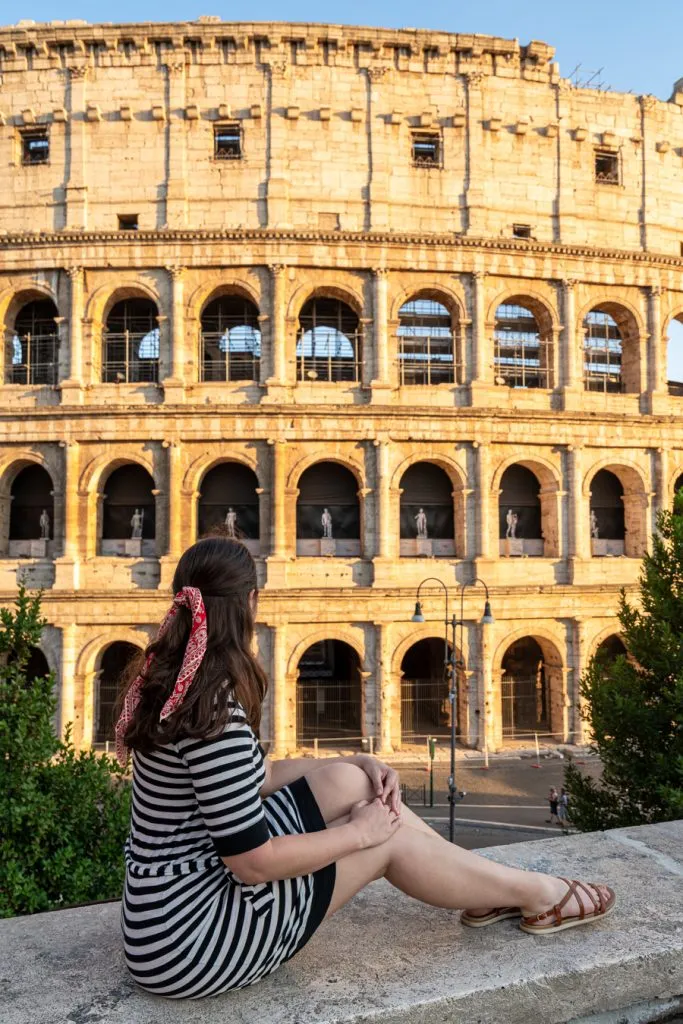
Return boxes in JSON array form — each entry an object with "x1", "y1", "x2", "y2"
[{"x1": 121, "y1": 701, "x2": 335, "y2": 998}]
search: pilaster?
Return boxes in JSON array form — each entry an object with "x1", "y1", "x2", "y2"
[
  {"x1": 162, "y1": 266, "x2": 187, "y2": 402},
  {"x1": 370, "y1": 268, "x2": 392, "y2": 401},
  {"x1": 59, "y1": 267, "x2": 86, "y2": 404},
  {"x1": 65, "y1": 65, "x2": 89, "y2": 230},
  {"x1": 54, "y1": 441, "x2": 81, "y2": 590}
]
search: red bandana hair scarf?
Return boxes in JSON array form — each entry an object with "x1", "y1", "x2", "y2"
[{"x1": 115, "y1": 586, "x2": 208, "y2": 766}]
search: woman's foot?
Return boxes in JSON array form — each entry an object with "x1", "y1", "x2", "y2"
[{"x1": 520, "y1": 877, "x2": 616, "y2": 935}]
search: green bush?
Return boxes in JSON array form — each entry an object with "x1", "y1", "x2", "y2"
[
  {"x1": 565, "y1": 497, "x2": 683, "y2": 831},
  {"x1": 0, "y1": 588, "x2": 131, "y2": 918}
]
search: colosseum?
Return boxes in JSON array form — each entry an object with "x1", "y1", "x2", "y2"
[{"x1": 1, "y1": 18, "x2": 682, "y2": 755}]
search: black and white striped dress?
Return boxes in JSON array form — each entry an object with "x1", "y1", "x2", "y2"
[{"x1": 121, "y1": 701, "x2": 335, "y2": 998}]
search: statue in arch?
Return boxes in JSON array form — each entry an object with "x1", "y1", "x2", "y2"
[
  {"x1": 130, "y1": 508, "x2": 144, "y2": 540},
  {"x1": 39, "y1": 509, "x2": 50, "y2": 540},
  {"x1": 321, "y1": 507, "x2": 333, "y2": 539},
  {"x1": 590, "y1": 510, "x2": 600, "y2": 539},
  {"x1": 414, "y1": 507, "x2": 428, "y2": 539},
  {"x1": 505, "y1": 508, "x2": 519, "y2": 539},
  {"x1": 225, "y1": 507, "x2": 238, "y2": 538}
]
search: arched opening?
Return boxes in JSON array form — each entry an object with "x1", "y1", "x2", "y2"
[
  {"x1": 25, "y1": 646, "x2": 51, "y2": 684},
  {"x1": 590, "y1": 469, "x2": 625, "y2": 556},
  {"x1": 296, "y1": 297, "x2": 362, "y2": 383},
  {"x1": 296, "y1": 639, "x2": 362, "y2": 748},
  {"x1": 494, "y1": 301, "x2": 552, "y2": 389},
  {"x1": 666, "y1": 316, "x2": 683, "y2": 396},
  {"x1": 595, "y1": 634, "x2": 627, "y2": 662},
  {"x1": 397, "y1": 296, "x2": 458, "y2": 386},
  {"x1": 8, "y1": 465, "x2": 54, "y2": 557},
  {"x1": 102, "y1": 298, "x2": 160, "y2": 383},
  {"x1": 101, "y1": 464, "x2": 156, "y2": 556},
  {"x1": 9, "y1": 299, "x2": 60, "y2": 385},
  {"x1": 501, "y1": 637, "x2": 564, "y2": 741},
  {"x1": 94, "y1": 641, "x2": 141, "y2": 747},
  {"x1": 498, "y1": 465, "x2": 543, "y2": 556},
  {"x1": 583, "y1": 304, "x2": 640, "y2": 395},
  {"x1": 674, "y1": 473, "x2": 683, "y2": 510},
  {"x1": 399, "y1": 462, "x2": 455, "y2": 557},
  {"x1": 400, "y1": 638, "x2": 465, "y2": 743},
  {"x1": 198, "y1": 462, "x2": 260, "y2": 555},
  {"x1": 200, "y1": 294, "x2": 261, "y2": 382},
  {"x1": 296, "y1": 462, "x2": 361, "y2": 557}
]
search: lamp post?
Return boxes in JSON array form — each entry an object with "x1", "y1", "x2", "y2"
[{"x1": 411, "y1": 576, "x2": 494, "y2": 843}]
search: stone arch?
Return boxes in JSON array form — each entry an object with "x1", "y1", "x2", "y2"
[
  {"x1": 286, "y1": 281, "x2": 365, "y2": 322},
  {"x1": 295, "y1": 460, "x2": 362, "y2": 556},
  {"x1": 197, "y1": 461, "x2": 261, "y2": 551},
  {"x1": 78, "y1": 453, "x2": 156, "y2": 560},
  {"x1": 288, "y1": 452, "x2": 364, "y2": 493},
  {"x1": 287, "y1": 628, "x2": 365, "y2": 679},
  {"x1": 1, "y1": 285, "x2": 61, "y2": 386},
  {"x1": 84, "y1": 279, "x2": 162, "y2": 325},
  {"x1": 492, "y1": 455, "x2": 561, "y2": 558},
  {"x1": 494, "y1": 629, "x2": 567, "y2": 744},
  {"x1": 664, "y1": 308, "x2": 683, "y2": 394},
  {"x1": 187, "y1": 276, "x2": 262, "y2": 321},
  {"x1": 0, "y1": 454, "x2": 55, "y2": 557},
  {"x1": 393, "y1": 286, "x2": 465, "y2": 387},
  {"x1": 390, "y1": 282, "x2": 466, "y2": 325},
  {"x1": 489, "y1": 289, "x2": 558, "y2": 390},
  {"x1": 293, "y1": 635, "x2": 364, "y2": 748},
  {"x1": 76, "y1": 629, "x2": 149, "y2": 749},
  {"x1": 0, "y1": 282, "x2": 59, "y2": 326},
  {"x1": 584, "y1": 459, "x2": 647, "y2": 557},
  {"x1": 578, "y1": 297, "x2": 644, "y2": 394},
  {"x1": 588, "y1": 626, "x2": 626, "y2": 660},
  {"x1": 197, "y1": 286, "x2": 262, "y2": 384},
  {"x1": 397, "y1": 460, "x2": 459, "y2": 558}
]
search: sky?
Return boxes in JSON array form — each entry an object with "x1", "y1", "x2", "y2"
[{"x1": 8, "y1": 0, "x2": 683, "y2": 100}]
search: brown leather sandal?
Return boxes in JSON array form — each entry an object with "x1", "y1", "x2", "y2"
[
  {"x1": 520, "y1": 877, "x2": 616, "y2": 935},
  {"x1": 460, "y1": 906, "x2": 522, "y2": 928}
]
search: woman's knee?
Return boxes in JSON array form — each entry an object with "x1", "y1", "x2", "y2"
[{"x1": 306, "y1": 761, "x2": 374, "y2": 821}]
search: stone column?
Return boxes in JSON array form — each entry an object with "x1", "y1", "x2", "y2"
[
  {"x1": 163, "y1": 266, "x2": 186, "y2": 400},
  {"x1": 270, "y1": 622, "x2": 289, "y2": 757},
  {"x1": 267, "y1": 265, "x2": 287, "y2": 386},
  {"x1": 474, "y1": 442, "x2": 492, "y2": 560},
  {"x1": 59, "y1": 622, "x2": 79, "y2": 740},
  {"x1": 54, "y1": 440, "x2": 80, "y2": 590},
  {"x1": 370, "y1": 268, "x2": 391, "y2": 397},
  {"x1": 59, "y1": 268, "x2": 85, "y2": 403},
  {"x1": 65, "y1": 65, "x2": 89, "y2": 229},
  {"x1": 471, "y1": 271, "x2": 490, "y2": 384},
  {"x1": 572, "y1": 618, "x2": 587, "y2": 744},
  {"x1": 159, "y1": 440, "x2": 184, "y2": 591},
  {"x1": 568, "y1": 445, "x2": 589, "y2": 569},
  {"x1": 561, "y1": 278, "x2": 580, "y2": 393},
  {"x1": 375, "y1": 623, "x2": 396, "y2": 754},
  {"x1": 464, "y1": 71, "x2": 486, "y2": 236},
  {"x1": 655, "y1": 446, "x2": 669, "y2": 518},
  {"x1": 647, "y1": 285, "x2": 666, "y2": 412},
  {"x1": 374, "y1": 439, "x2": 394, "y2": 559},
  {"x1": 480, "y1": 619, "x2": 496, "y2": 750}
]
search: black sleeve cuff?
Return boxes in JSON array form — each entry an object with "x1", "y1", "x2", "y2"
[{"x1": 212, "y1": 819, "x2": 271, "y2": 857}]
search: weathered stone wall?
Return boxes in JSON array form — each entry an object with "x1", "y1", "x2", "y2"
[{"x1": 1, "y1": 20, "x2": 683, "y2": 754}]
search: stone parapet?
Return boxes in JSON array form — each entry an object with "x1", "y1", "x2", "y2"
[{"x1": 1, "y1": 820, "x2": 681, "y2": 1023}]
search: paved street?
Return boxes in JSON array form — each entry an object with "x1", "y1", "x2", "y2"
[{"x1": 390, "y1": 753, "x2": 603, "y2": 849}]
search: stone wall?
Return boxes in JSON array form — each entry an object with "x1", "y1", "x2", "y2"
[{"x1": 1, "y1": 20, "x2": 683, "y2": 753}]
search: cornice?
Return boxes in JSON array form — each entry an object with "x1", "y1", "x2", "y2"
[{"x1": 1, "y1": 227, "x2": 683, "y2": 271}]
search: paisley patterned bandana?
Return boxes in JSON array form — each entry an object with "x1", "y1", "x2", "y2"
[{"x1": 115, "y1": 586, "x2": 208, "y2": 766}]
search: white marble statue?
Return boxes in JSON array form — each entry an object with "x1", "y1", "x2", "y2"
[
  {"x1": 590, "y1": 510, "x2": 600, "y2": 539},
  {"x1": 130, "y1": 508, "x2": 144, "y2": 539},
  {"x1": 39, "y1": 508, "x2": 50, "y2": 540},
  {"x1": 505, "y1": 508, "x2": 519, "y2": 539},
  {"x1": 321, "y1": 507, "x2": 333, "y2": 539},
  {"x1": 415, "y1": 507, "x2": 428, "y2": 539},
  {"x1": 225, "y1": 507, "x2": 238, "y2": 538}
]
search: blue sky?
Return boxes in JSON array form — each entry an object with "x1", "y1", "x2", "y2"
[{"x1": 13, "y1": 1, "x2": 683, "y2": 99}]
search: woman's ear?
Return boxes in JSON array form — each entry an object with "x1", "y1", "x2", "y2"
[{"x1": 249, "y1": 589, "x2": 258, "y2": 614}]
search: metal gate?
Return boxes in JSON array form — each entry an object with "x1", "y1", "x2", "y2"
[
  {"x1": 401, "y1": 678, "x2": 451, "y2": 740},
  {"x1": 501, "y1": 673, "x2": 549, "y2": 738},
  {"x1": 296, "y1": 679, "x2": 362, "y2": 746}
]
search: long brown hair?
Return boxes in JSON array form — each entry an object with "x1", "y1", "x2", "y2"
[{"x1": 119, "y1": 537, "x2": 267, "y2": 753}]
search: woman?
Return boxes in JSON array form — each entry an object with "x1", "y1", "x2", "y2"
[{"x1": 117, "y1": 537, "x2": 615, "y2": 1000}]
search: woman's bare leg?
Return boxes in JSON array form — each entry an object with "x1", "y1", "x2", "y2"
[{"x1": 305, "y1": 762, "x2": 609, "y2": 923}]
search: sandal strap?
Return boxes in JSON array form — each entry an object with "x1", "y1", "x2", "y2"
[{"x1": 522, "y1": 878, "x2": 609, "y2": 926}]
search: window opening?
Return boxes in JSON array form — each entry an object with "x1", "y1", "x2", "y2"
[
  {"x1": 494, "y1": 303, "x2": 551, "y2": 389},
  {"x1": 513, "y1": 224, "x2": 532, "y2": 239},
  {"x1": 397, "y1": 299, "x2": 457, "y2": 385},
  {"x1": 412, "y1": 131, "x2": 440, "y2": 167},
  {"x1": 214, "y1": 124, "x2": 242, "y2": 160},
  {"x1": 10, "y1": 300, "x2": 59, "y2": 385},
  {"x1": 583, "y1": 310, "x2": 623, "y2": 393},
  {"x1": 297, "y1": 298, "x2": 362, "y2": 383},
  {"x1": 118, "y1": 214, "x2": 139, "y2": 231},
  {"x1": 21, "y1": 129, "x2": 49, "y2": 165},
  {"x1": 103, "y1": 299, "x2": 159, "y2": 383},
  {"x1": 595, "y1": 149, "x2": 619, "y2": 185},
  {"x1": 200, "y1": 296, "x2": 261, "y2": 382}
]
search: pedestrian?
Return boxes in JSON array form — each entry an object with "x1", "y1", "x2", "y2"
[
  {"x1": 546, "y1": 785, "x2": 560, "y2": 825},
  {"x1": 558, "y1": 788, "x2": 570, "y2": 832}
]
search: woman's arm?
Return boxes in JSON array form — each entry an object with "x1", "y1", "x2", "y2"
[{"x1": 222, "y1": 798, "x2": 399, "y2": 884}]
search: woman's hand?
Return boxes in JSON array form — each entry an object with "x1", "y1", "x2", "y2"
[
  {"x1": 352, "y1": 754, "x2": 401, "y2": 814},
  {"x1": 349, "y1": 798, "x2": 401, "y2": 849}
]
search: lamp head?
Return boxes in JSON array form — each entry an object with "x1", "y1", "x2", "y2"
[
  {"x1": 481, "y1": 600, "x2": 494, "y2": 625},
  {"x1": 411, "y1": 601, "x2": 425, "y2": 623}
]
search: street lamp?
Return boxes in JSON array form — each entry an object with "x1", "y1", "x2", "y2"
[{"x1": 411, "y1": 576, "x2": 494, "y2": 843}]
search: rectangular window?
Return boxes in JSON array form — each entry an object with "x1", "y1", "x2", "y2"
[
  {"x1": 118, "y1": 214, "x2": 139, "y2": 231},
  {"x1": 214, "y1": 124, "x2": 242, "y2": 160},
  {"x1": 411, "y1": 131, "x2": 441, "y2": 168},
  {"x1": 595, "y1": 150, "x2": 619, "y2": 185},
  {"x1": 513, "y1": 224, "x2": 532, "y2": 239},
  {"x1": 21, "y1": 129, "x2": 49, "y2": 165}
]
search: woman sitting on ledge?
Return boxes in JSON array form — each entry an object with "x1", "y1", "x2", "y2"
[{"x1": 116, "y1": 537, "x2": 616, "y2": 1000}]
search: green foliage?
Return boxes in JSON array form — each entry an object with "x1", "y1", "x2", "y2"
[
  {"x1": 0, "y1": 588, "x2": 131, "y2": 918},
  {"x1": 565, "y1": 495, "x2": 683, "y2": 831}
]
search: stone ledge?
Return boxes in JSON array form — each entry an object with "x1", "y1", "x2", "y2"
[{"x1": 1, "y1": 821, "x2": 682, "y2": 1024}]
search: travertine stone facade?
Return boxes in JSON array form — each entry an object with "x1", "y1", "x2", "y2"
[{"x1": 1, "y1": 19, "x2": 683, "y2": 753}]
